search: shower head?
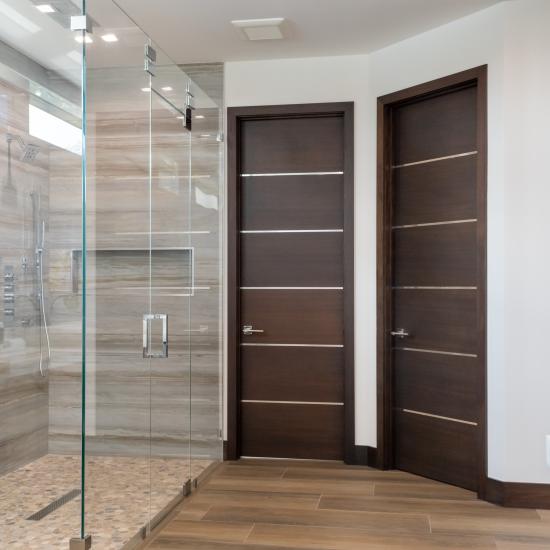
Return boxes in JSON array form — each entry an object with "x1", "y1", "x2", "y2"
[
  {"x1": 20, "y1": 143, "x2": 41, "y2": 163},
  {"x1": 6, "y1": 133, "x2": 41, "y2": 164}
]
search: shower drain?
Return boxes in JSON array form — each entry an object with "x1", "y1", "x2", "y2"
[{"x1": 26, "y1": 489, "x2": 81, "y2": 521}]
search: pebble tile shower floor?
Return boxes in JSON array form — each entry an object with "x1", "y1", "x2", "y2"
[{"x1": 0, "y1": 454, "x2": 213, "y2": 549}]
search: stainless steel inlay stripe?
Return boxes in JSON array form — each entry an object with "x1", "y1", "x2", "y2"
[
  {"x1": 241, "y1": 343, "x2": 343, "y2": 348},
  {"x1": 393, "y1": 286, "x2": 477, "y2": 290},
  {"x1": 394, "y1": 347, "x2": 477, "y2": 358},
  {"x1": 392, "y1": 219, "x2": 477, "y2": 229},
  {"x1": 241, "y1": 172, "x2": 344, "y2": 177},
  {"x1": 402, "y1": 408, "x2": 478, "y2": 426},
  {"x1": 392, "y1": 151, "x2": 477, "y2": 169},
  {"x1": 241, "y1": 287, "x2": 343, "y2": 290},
  {"x1": 241, "y1": 229, "x2": 343, "y2": 234},
  {"x1": 115, "y1": 231, "x2": 210, "y2": 235},
  {"x1": 242, "y1": 400, "x2": 344, "y2": 406}
]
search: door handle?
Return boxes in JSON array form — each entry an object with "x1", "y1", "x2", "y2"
[
  {"x1": 242, "y1": 325, "x2": 264, "y2": 336},
  {"x1": 390, "y1": 328, "x2": 409, "y2": 338},
  {"x1": 143, "y1": 313, "x2": 168, "y2": 358}
]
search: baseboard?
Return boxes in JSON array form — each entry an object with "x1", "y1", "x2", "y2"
[
  {"x1": 223, "y1": 440, "x2": 229, "y2": 461},
  {"x1": 347, "y1": 445, "x2": 378, "y2": 467},
  {"x1": 485, "y1": 478, "x2": 550, "y2": 509}
]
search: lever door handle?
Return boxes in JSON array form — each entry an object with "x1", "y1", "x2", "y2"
[
  {"x1": 390, "y1": 328, "x2": 410, "y2": 338},
  {"x1": 242, "y1": 325, "x2": 264, "y2": 336}
]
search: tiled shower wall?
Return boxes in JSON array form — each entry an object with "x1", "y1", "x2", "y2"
[
  {"x1": 47, "y1": 63, "x2": 224, "y2": 460},
  {"x1": 0, "y1": 80, "x2": 49, "y2": 475}
]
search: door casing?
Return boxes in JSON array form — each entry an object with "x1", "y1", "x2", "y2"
[
  {"x1": 376, "y1": 66, "x2": 488, "y2": 497},
  {"x1": 227, "y1": 102, "x2": 356, "y2": 463}
]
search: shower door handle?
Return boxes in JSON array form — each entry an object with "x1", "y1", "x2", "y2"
[{"x1": 143, "y1": 313, "x2": 168, "y2": 358}]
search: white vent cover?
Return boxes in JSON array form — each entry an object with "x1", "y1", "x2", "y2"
[{"x1": 231, "y1": 18, "x2": 285, "y2": 41}]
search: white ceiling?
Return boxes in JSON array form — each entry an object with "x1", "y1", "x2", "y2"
[{"x1": 114, "y1": 0, "x2": 503, "y2": 64}]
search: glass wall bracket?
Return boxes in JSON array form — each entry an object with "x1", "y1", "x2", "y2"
[
  {"x1": 70, "y1": 16, "x2": 93, "y2": 33},
  {"x1": 144, "y1": 45, "x2": 157, "y2": 76},
  {"x1": 69, "y1": 535, "x2": 92, "y2": 550}
]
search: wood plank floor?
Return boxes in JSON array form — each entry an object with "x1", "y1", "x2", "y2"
[{"x1": 143, "y1": 460, "x2": 550, "y2": 550}]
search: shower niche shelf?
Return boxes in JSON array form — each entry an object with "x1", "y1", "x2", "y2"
[{"x1": 70, "y1": 247, "x2": 194, "y2": 296}]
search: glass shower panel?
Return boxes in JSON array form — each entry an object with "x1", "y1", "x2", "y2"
[
  {"x1": 0, "y1": 0, "x2": 84, "y2": 547},
  {"x1": 83, "y1": 2, "x2": 152, "y2": 546},
  {"x1": 189, "y1": 75, "x2": 224, "y2": 465},
  {"x1": 149, "y1": 86, "x2": 192, "y2": 524}
]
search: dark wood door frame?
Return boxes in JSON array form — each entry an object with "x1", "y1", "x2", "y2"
[
  {"x1": 376, "y1": 66, "x2": 488, "y2": 496},
  {"x1": 227, "y1": 102, "x2": 355, "y2": 463}
]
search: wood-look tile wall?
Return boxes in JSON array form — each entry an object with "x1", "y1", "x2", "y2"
[{"x1": 0, "y1": 80, "x2": 49, "y2": 474}]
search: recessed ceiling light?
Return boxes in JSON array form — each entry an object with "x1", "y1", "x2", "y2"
[
  {"x1": 176, "y1": 116, "x2": 185, "y2": 120},
  {"x1": 199, "y1": 134, "x2": 211, "y2": 138},
  {"x1": 162, "y1": 86, "x2": 173, "y2": 92},
  {"x1": 101, "y1": 33, "x2": 118, "y2": 43},
  {"x1": 195, "y1": 115, "x2": 205, "y2": 119},
  {"x1": 141, "y1": 87, "x2": 151, "y2": 92},
  {"x1": 75, "y1": 35, "x2": 93, "y2": 44},
  {"x1": 231, "y1": 18, "x2": 285, "y2": 41},
  {"x1": 36, "y1": 4, "x2": 55, "y2": 13}
]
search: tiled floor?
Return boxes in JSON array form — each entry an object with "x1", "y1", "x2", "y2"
[
  {"x1": 0, "y1": 454, "x2": 214, "y2": 550},
  {"x1": 144, "y1": 459, "x2": 550, "y2": 549}
]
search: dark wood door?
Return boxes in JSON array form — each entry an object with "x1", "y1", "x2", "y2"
[
  {"x1": 389, "y1": 83, "x2": 484, "y2": 491},
  {"x1": 230, "y1": 104, "x2": 354, "y2": 461}
]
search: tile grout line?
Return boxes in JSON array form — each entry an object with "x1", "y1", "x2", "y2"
[
  {"x1": 198, "y1": 503, "x2": 213, "y2": 520},
  {"x1": 244, "y1": 522, "x2": 256, "y2": 543}
]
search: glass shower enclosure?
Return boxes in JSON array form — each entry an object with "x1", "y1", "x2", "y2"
[{"x1": 0, "y1": 1, "x2": 223, "y2": 548}]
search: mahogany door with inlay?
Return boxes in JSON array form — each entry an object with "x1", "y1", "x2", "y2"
[
  {"x1": 377, "y1": 68, "x2": 487, "y2": 493},
  {"x1": 228, "y1": 103, "x2": 355, "y2": 462}
]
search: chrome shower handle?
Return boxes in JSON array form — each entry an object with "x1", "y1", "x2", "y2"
[{"x1": 143, "y1": 313, "x2": 168, "y2": 358}]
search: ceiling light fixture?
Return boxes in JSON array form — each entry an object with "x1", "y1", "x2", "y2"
[
  {"x1": 195, "y1": 115, "x2": 205, "y2": 119},
  {"x1": 36, "y1": 4, "x2": 55, "y2": 13},
  {"x1": 162, "y1": 86, "x2": 173, "y2": 92},
  {"x1": 231, "y1": 17, "x2": 285, "y2": 41},
  {"x1": 101, "y1": 33, "x2": 118, "y2": 42},
  {"x1": 75, "y1": 35, "x2": 93, "y2": 44},
  {"x1": 141, "y1": 87, "x2": 151, "y2": 92}
]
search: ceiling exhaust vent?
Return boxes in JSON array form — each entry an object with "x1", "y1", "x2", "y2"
[{"x1": 231, "y1": 18, "x2": 285, "y2": 41}]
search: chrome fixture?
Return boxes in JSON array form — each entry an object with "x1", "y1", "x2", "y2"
[
  {"x1": 143, "y1": 313, "x2": 168, "y2": 358},
  {"x1": 31, "y1": 192, "x2": 51, "y2": 377},
  {"x1": 3, "y1": 266, "x2": 15, "y2": 324},
  {"x1": 144, "y1": 44, "x2": 156, "y2": 76},
  {"x1": 6, "y1": 134, "x2": 41, "y2": 164},
  {"x1": 390, "y1": 328, "x2": 409, "y2": 338},
  {"x1": 242, "y1": 325, "x2": 264, "y2": 336}
]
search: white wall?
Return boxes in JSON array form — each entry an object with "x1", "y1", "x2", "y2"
[{"x1": 224, "y1": 0, "x2": 550, "y2": 483}]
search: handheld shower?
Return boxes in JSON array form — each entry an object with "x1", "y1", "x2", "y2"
[
  {"x1": 37, "y1": 219, "x2": 51, "y2": 377},
  {"x1": 31, "y1": 190, "x2": 51, "y2": 378}
]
